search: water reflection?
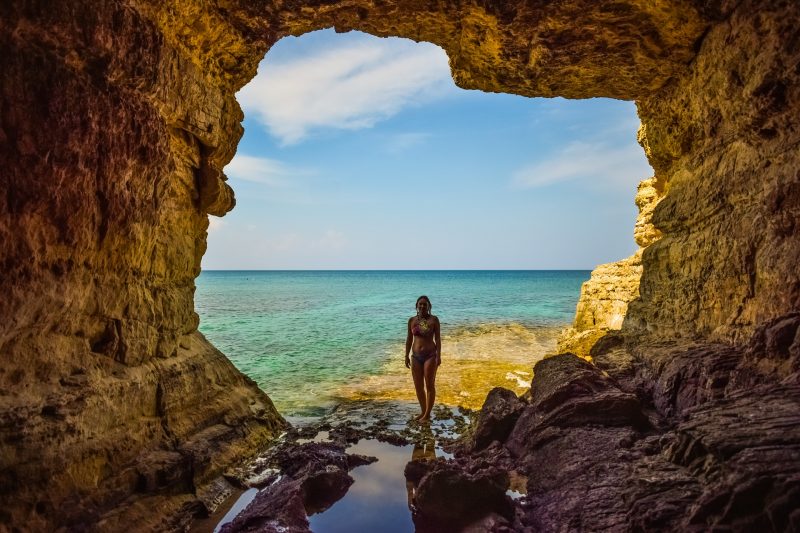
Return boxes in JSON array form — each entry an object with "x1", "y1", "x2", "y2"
[
  {"x1": 308, "y1": 440, "x2": 416, "y2": 533},
  {"x1": 306, "y1": 431, "x2": 456, "y2": 533},
  {"x1": 405, "y1": 428, "x2": 440, "y2": 515}
]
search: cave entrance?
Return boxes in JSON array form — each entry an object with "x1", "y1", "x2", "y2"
[{"x1": 196, "y1": 29, "x2": 651, "y2": 419}]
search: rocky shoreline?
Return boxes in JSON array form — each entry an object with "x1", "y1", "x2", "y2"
[{"x1": 192, "y1": 316, "x2": 800, "y2": 532}]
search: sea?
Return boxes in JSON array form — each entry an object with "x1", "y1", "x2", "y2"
[{"x1": 195, "y1": 270, "x2": 589, "y2": 418}]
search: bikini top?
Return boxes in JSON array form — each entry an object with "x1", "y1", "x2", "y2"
[{"x1": 412, "y1": 317, "x2": 433, "y2": 336}]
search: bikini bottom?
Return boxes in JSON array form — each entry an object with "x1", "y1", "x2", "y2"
[{"x1": 412, "y1": 351, "x2": 436, "y2": 365}]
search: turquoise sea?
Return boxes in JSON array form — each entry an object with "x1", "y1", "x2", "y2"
[{"x1": 195, "y1": 270, "x2": 589, "y2": 417}]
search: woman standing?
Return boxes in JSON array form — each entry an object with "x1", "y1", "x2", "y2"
[{"x1": 405, "y1": 295, "x2": 441, "y2": 421}]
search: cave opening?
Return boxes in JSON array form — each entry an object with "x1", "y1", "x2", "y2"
[{"x1": 196, "y1": 29, "x2": 653, "y2": 419}]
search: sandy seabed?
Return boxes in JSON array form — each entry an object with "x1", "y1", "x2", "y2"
[{"x1": 338, "y1": 322, "x2": 561, "y2": 410}]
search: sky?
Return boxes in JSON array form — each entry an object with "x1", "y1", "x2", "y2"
[{"x1": 203, "y1": 29, "x2": 653, "y2": 270}]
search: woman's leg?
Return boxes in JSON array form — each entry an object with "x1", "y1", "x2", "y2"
[
  {"x1": 411, "y1": 358, "x2": 426, "y2": 418},
  {"x1": 420, "y1": 357, "x2": 438, "y2": 420}
]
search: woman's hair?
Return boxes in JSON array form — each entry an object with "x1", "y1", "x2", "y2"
[{"x1": 416, "y1": 295, "x2": 432, "y2": 308}]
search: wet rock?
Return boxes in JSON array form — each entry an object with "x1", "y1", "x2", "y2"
[
  {"x1": 374, "y1": 431, "x2": 410, "y2": 446},
  {"x1": 472, "y1": 387, "x2": 526, "y2": 451},
  {"x1": 221, "y1": 439, "x2": 370, "y2": 531},
  {"x1": 347, "y1": 453, "x2": 377, "y2": 469},
  {"x1": 301, "y1": 465, "x2": 354, "y2": 515},
  {"x1": 271, "y1": 442, "x2": 352, "y2": 478},
  {"x1": 404, "y1": 458, "x2": 437, "y2": 485},
  {"x1": 328, "y1": 423, "x2": 362, "y2": 446},
  {"x1": 219, "y1": 478, "x2": 309, "y2": 533},
  {"x1": 414, "y1": 462, "x2": 512, "y2": 526}
]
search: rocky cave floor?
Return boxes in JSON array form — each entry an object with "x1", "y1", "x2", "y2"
[{"x1": 187, "y1": 317, "x2": 800, "y2": 533}]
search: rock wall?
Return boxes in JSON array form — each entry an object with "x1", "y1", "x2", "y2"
[
  {"x1": 1, "y1": 0, "x2": 798, "y2": 529},
  {"x1": 0, "y1": 1, "x2": 284, "y2": 529},
  {"x1": 626, "y1": 0, "x2": 800, "y2": 349}
]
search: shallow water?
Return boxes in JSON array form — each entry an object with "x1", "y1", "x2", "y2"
[
  {"x1": 308, "y1": 439, "x2": 419, "y2": 532},
  {"x1": 200, "y1": 402, "x2": 467, "y2": 532},
  {"x1": 196, "y1": 270, "x2": 588, "y2": 415}
]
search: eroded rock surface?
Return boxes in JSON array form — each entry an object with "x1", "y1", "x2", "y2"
[{"x1": 447, "y1": 351, "x2": 800, "y2": 531}]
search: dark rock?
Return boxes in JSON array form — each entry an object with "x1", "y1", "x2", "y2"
[
  {"x1": 589, "y1": 330, "x2": 626, "y2": 357},
  {"x1": 648, "y1": 344, "x2": 740, "y2": 418},
  {"x1": 301, "y1": 465, "x2": 354, "y2": 515},
  {"x1": 135, "y1": 450, "x2": 192, "y2": 494},
  {"x1": 271, "y1": 442, "x2": 351, "y2": 478},
  {"x1": 219, "y1": 478, "x2": 309, "y2": 533},
  {"x1": 472, "y1": 387, "x2": 526, "y2": 450},
  {"x1": 592, "y1": 346, "x2": 638, "y2": 389},
  {"x1": 346, "y1": 453, "x2": 377, "y2": 469},
  {"x1": 461, "y1": 512, "x2": 512, "y2": 532},
  {"x1": 375, "y1": 431, "x2": 409, "y2": 446},
  {"x1": 414, "y1": 462, "x2": 512, "y2": 526},
  {"x1": 731, "y1": 312, "x2": 800, "y2": 389},
  {"x1": 404, "y1": 458, "x2": 437, "y2": 485},
  {"x1": 528, "y1": 353, "x2": 648, "y2": 429},
  {"x1": 328, "y1": 424, "x2": 362, "y2": 445},
  {"x1": 221, "y1": 439, "x2": 365, "y2": 531},
  {"x1": 667, "y1": 384, "x2": 800, "y2": 529}
]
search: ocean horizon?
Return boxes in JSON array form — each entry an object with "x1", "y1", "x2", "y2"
[{"x1": 195, "y1": 270, "x2": 590, "y2": 416}]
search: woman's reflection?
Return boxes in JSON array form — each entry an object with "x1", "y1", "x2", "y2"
[{"x1": 406, "y1": 430, "x2": 437, "y2": 512}]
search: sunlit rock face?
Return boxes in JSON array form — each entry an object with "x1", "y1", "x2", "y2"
[
  {"x1": 629, "y1": 0, "x2": 800, "y2": 348},
  {"x1": 1, "y1": 0, "x2": 798, "y2": 530},
  {"x1": 558, "y1": 175, "x2": 662, "y2": 357},
  {"x1": 558, "y1": 251, "x2": 644, "y2": 357},
  {"x1": 0, "y1": 2, "x2": 282, "y2": 529}
]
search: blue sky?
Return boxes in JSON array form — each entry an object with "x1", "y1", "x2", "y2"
[{"x1": 203, "y1": 29, "x2": 652, "y2": 270}]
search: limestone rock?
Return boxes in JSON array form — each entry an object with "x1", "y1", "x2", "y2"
[
  {"x1": 557, "y1": 251, "x2": 643, "y2": 357},
  {"x1": 627, "y1": 0, "x2": 800, "y2": 343}
]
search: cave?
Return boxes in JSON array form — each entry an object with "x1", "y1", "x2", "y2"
[{"x1": 1, "y1": 0, "x2": 798, "y2": 530}]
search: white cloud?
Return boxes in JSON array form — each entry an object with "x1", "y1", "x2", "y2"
[
  {"x1": 511, "y1": 141, "x2": 652, "y2": 189},
  {"x1": 237, "y1": 36, "x2": 453, "y2": 144},
  {"x1": 224, "y1": 154, "x2": 314, "y2": 186}
]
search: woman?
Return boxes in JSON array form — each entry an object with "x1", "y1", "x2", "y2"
[{"x1": 405, "y1": 295, "x2": 441, "y2": 421}]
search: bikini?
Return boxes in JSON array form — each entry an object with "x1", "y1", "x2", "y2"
[
  {"x1": 411, "y1": 317, "x2": 436, "y2": 365},
  {"x1": 412, "y1": 350, "x2": 437, "y2": 365}
]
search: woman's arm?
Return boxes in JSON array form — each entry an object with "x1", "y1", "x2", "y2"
[
  {"x1": 435, "y1": 317, "x2": 442, "y2": 366},
  {"x1": 405, "y1": 317, "x2": 413, "y2": 368}
]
